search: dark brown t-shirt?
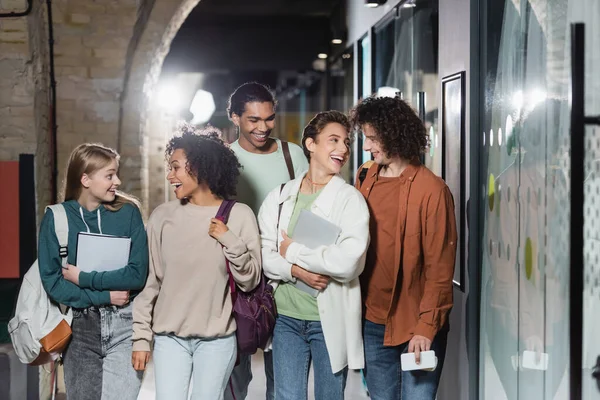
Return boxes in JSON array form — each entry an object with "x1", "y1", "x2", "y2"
[{"x1": 361, "y1": 176, "x2": 402, "y2": 324}]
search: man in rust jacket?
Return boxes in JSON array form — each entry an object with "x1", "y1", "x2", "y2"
[{"x1": 351, "y1": 95, "x2": 457, "y2": 400}]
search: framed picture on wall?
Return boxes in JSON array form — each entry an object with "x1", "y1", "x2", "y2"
[{"x1": 441, "y1": 71, "x2": 466, "y2": 292}]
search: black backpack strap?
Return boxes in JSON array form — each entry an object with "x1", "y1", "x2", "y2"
[
  {"x1": 358, "y1": 167, "x2": 369, "y2": 188},
  {"x1": 281, "y1": 141, "x2": 295, "y2": 180},
  {"x1": 357, "y1": 160, "x2": 375, "y2": 189}
]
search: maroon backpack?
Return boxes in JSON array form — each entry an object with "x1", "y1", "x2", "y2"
[{"x1": 216, "y1": 200, "x2": 277, "y2": 355}]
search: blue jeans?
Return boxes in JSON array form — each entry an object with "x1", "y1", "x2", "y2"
[
  {"x1": 63, "y1": 304, "x2": 142, "y2": 400},
  {"x1": 363, "y1": 320, "x2": 448, "y2": 400},
  {"x1": 153, "y1": 334, "x2": 237, "y2": 400},
  {"x1": 224, "y1": 351, "x2": 274, "y2": 400},
  {"x1": 272, "y1": 315, "x2": 347, "y2": 400}
]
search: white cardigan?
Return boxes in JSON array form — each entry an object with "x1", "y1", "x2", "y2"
[{"x1": 257, "y1": 173, "x2": 370, "y2": 373}]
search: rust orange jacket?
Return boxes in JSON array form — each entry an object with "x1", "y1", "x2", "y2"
[{"x1": 356, "y1": 161, "x2": 457, "y2": 345}]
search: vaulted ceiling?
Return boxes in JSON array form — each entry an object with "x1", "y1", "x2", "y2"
[{"x1": 162, "y1": 0, "x2": 344, "y2": 74}]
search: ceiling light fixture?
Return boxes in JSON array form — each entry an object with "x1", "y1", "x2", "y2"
[
  {"x1": 318, "y1": 53, "x2": 328, "y2": 59},
  {"x1": 365, "y1": 0, "x2": 387, "y2": 8},
  {"x1": 331, "y1": 38, "x2": 343, "y2": 45},
  {"x1": 189, "y1": 89, "x2": 216, "y2": 124}
]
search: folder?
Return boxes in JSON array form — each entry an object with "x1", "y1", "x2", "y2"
[
  {"x1": 76, "y1": 232, "x2": 131, "y2": 273},
  {"x1": 290, "y1": 210, "x2": 341, "y2": 297}
]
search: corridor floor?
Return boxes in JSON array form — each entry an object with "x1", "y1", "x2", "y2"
[{"x1": 138, "y1": 350, "x2": 370, "y2": 399}]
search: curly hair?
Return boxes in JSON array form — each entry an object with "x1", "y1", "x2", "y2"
[
  {"x1": 350, "y1": 96, "x2": 429, "y2": 160},
  {"x1": 302, "y1": 110, "x2": 352, "y2": 160},
  {"x1": 165, "y1": 123, "x2": 242, "y2": 199},
  {"x1": 227, "y1": 82, "x2": 277, "y2": 119}
]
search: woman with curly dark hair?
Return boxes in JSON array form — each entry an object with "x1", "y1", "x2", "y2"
[
  {"x1": 351, "y1": 95, "x2": 456, "y2": 400},
  {"x1": 131, "y1": 124, "x2": 262, "y2": 400}
]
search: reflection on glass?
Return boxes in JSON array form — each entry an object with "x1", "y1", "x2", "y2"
[
  {"x1": 360, "y1": 36, "x2": 372, "y2": 165},
  {"x1": 429, "y1": 126, "x2": 435, "y2": 157},
  {"x1": 330, "y1": 50, "x2": 355, "y2": 182},
  {"x1": 373, "y1": 0, "x2": 439, "y2": 174},
  {"x1": 479, "y1": 0, "x2": 578, "y2": 399},
  {"x1": 377, "y1": 86, "x2": 401, "y2": 98}
]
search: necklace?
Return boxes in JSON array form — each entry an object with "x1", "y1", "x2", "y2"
[{"x1": 305, "y1": 175, "x2": 328, "y2": 186}]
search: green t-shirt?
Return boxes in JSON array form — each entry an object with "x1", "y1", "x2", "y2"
[
  {"x1": 230, "y1": 138, "x2": 309, "y2": 216},
  {"x1": 275, "y1": 188, "x2": 323, "y2": 321}
]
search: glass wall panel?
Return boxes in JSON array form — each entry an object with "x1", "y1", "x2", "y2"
[
  {"x1": 330, "y1": 50, "x2": 354, "y2": 112},
  {"x1": 331, "y1": 49, "x2": 355, "y2": 182},
  {"x1": 479, "y1": 0, "x2": 600, "y2": 398},
  {"x1": 358, "y1": 35, "x2": 373, "y2": 166},
  {"x1": 373, "y1": 0, "x2": 440, "y2": 174},
  {"x1": 577, "y1": 0, "x2": 600, "y2": 396}
]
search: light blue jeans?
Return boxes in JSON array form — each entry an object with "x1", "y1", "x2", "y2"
[
  {"x1": 153, "y1": 333, "x2": 237, "y2": 400},
  {"x1": 272, "y1": 315, "x2": 348, "y2": 400}
]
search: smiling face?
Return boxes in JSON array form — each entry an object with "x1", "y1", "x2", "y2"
[
  {"x1": 231, "y1": 101, "x2": 276, "y2": 152},
  {"x1": 166, "y1": 148, "x2": 200, "y2": 200},
  {"x1": 81, "y1": 159, "x2": 121, "y2": 203},
  {"x1": 362, "y1": 123, "x2": 392, "y2": 165},
  {"x1": 305, "y1": 122, "x2": 351, "y2": 175}
]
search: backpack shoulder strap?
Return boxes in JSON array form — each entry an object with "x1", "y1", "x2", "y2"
[
  {"x1": 215, "y1": 200, "x2": 237, "y2": 295},
  {"x1": 358, "y1": 160, "x2": 375, "y2": 188},
  {"x1": 280, "y1": 141, "x2": 295, "y2": 180},
  {"x1": 216, "y1": 199, "x2": 237, "y2": 224},
  {"x1": 276, "y1": 184, "x2": 285, "y2": 251},
  {"x1": 277, "y1": 183, "x2": 285, "y2": 226},
  {"x1": 46, "y1": 204, "x2": 69, "y2": 267}
]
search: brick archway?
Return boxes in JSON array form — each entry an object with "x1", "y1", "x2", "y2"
[{"x1": 118, "y1": 0, "x2": 201, "y2": 216}]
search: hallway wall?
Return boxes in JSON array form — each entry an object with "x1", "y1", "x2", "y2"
[
  {"x1": 0, "y1": 0, "x2": 201, "y2": 223},
  {"x1": 437, "y1": 0, "x2": 477, "y2": 398}
]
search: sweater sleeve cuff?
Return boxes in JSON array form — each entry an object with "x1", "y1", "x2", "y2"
[
  {"x1": 132, "y1": 339, "x2": 151, "y2": 352},
  {"x1": 92, "y1": 290, "x2": 111, "y2": 306},
  {"x1": 414, "y1": 321, "x2": 437, "y2": 342},
  {"x1": 283, "y1": 262, "x2": 296, "y2": 282},
  {"x1": 78, "y1": 271, "x2": 93, "y2": 289},
  {"x1": 218, "y1": 230, "x2": 246, "y2": 251},
  {"x1": 284, "y1": 241, "x2": 302, "y2": 265}
]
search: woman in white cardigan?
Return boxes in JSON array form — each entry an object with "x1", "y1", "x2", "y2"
[{"x1": 257, "y1": 111, "x2": 370, "y2": 400}]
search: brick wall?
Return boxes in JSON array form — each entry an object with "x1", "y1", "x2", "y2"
[
  {"x1": 0, "y1": 0, "x2": 51, "y2": 221},
  {"x1": 1, "y1": 0, "x2": 201, "y2": 222},
  {"x1": 2, "y1": 0, "x2": 204, "y2": 397},
  {"x1": 51, "y1": 0, "x2": 139, "y2": 200}
]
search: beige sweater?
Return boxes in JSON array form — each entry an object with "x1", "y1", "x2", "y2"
[{"x1": 132, "y1": 200, "x2": 262, "y2": 352}]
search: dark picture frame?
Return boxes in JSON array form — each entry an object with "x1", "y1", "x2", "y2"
[{"x1": 441, "y1": 71, "x2": 466, "y2": 292}]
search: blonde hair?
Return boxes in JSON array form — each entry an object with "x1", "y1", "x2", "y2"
[{"x1": 63, "y1": 143, "x2": 140, "y2": 211}]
